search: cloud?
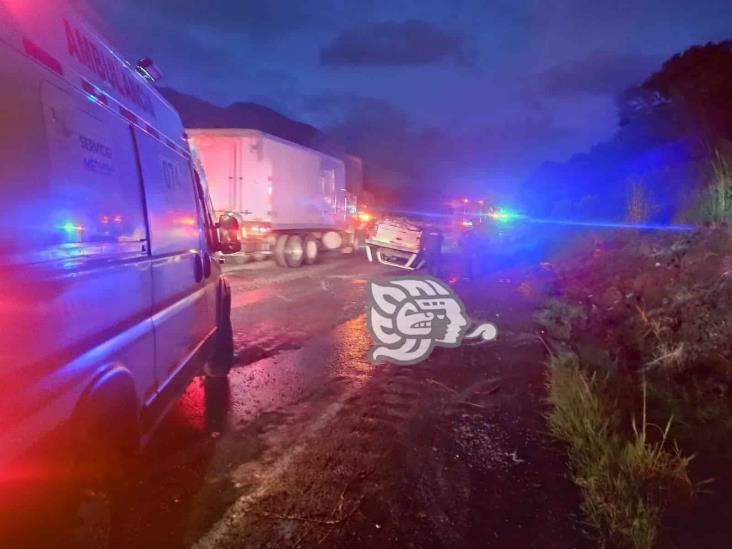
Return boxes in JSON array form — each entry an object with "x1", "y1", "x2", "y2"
[
  {"x1": 84, "y1": 0, "x2": 319, "y2": 40},
  {"x1": 320, "y1": 20, "x2": 475, "y2": 67},
  {"x1": 307, "y1": 94, "x2": 410, "y2": 135},
  {"x1": 304, "y1": 92, "x2": 577, "y2": 204},
  {"x1": 537, "y1": 51, "x2": 662, "y2": 97}
]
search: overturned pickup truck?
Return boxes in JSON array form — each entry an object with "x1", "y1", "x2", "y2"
[{"x1": 365, "y1": 217, "x2": 424, "y2": 270}]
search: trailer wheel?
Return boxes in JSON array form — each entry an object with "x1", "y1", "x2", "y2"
[
  {"x1": 303, "y1": 235, "x2": 319, "y2": 265},
  {"x1": 273, "y1": 234, "x2": 288, "y2": 267},
  {"x1": 284, "y1": 234, "x2": 305, "y2": 268},
  {"x1": 321, "y1": 231, "x2": 343, "y2": 250}
]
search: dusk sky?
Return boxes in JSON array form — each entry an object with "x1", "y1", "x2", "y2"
[{"x1": 80, "y1": 0, "x2": 732, "y2": 200}]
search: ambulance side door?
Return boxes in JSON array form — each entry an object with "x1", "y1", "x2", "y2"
[{"x1": 133, "y1": 130, "x2": 216, "y2": 400}]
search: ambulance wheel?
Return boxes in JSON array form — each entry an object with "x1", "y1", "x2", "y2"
[
  {"x1": 67, "y1": 439, "x2": 118, "y2": 549},
  {"x1": 63, "y1": 386, "x2": 140, "y2": 549},
  {"x1": 304, "y1": 235, "x2": 319, "y2": 265},
  {"x1": 206, "y1": 294, "x2": 234, "y2": 378},
  {"x1": 284, "y1": 234, "x2": 305, "y2": 268},
  {"x1": 273, "y1": 234, "x2": 288, "y2": 267}
]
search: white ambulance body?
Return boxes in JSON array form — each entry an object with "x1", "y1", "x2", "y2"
[
  {"x1": 0, "y1": 1, "x2": 239, "y2": 543},
  {"x1": 188, "y1": 129, "x2": 356, "y2": 266}
]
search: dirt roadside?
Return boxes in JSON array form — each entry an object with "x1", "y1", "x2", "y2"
[{"x1": 190, "y1": 271, "x2": 589, "y2": 549}]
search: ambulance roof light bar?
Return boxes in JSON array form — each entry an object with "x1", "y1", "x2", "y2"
[{"x1": 135, "y1": 57, "x2": 163, "y2": 83}]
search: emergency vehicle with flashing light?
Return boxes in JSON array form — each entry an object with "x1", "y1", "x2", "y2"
[{"x1": 0, "y1": 1, "x2": 242, "y2": 545}]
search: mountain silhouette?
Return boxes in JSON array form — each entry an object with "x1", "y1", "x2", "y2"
[{"x1": 159, "y1": 87, "x2": 344, "y2": 157}]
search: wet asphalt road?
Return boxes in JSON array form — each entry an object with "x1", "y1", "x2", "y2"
[
  {"x1": 119, "y1": 249, "x2": 588, "y2": 549},
  {"x1": 120, "y1": 253, "x2": 398, "y2": 547}
]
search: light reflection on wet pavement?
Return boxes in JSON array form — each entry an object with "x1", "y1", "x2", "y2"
[
  {"x1": 119, "y1": 255, "x2": 395, "y2": 547},
  {"x1": 118, "y1": 248, "x2": 587, "y2": 549}
]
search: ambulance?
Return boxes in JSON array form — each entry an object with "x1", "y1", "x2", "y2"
[{"x1": 0, "y1": 1, "x2": 242, "y2": 545}]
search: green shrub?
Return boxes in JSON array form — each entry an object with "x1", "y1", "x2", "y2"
[
  {"x1": 534, "y1": 298, "x2": 587, "y2": 341},
  {"x1": 687, "y1": 147, "x2": 732, "y2": 224},
  {"x1": 648, "y1": 375, "x2": 732, "y2": 458},
  {"x1": 626, "y1": 177, "x2": 650, "y2": 223},
  {"x1": 547, "y1": 354, "x2": 692, "y2": 548}
]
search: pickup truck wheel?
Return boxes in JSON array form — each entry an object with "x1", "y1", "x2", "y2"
[
  {"x1": 284, "y1": 234, "x2": 304, "y2": 268},
  {"x1": 273, "y1": 234, "x2": 288, "y2": 267},
  {"x1": 303, "y1": 235, "x2": 319, "y2": 265}
]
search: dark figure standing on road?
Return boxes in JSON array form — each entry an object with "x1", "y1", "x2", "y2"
[
  {"x1": 421, "y1": 226, "x2": 444, "y2": 277},
  {"x1": 459, "y1": 228, "x2": 479, "y2": 280}
]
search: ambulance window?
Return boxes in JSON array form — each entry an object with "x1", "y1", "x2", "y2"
[
  {"x1": 41, "y1": 82, "x2": 147, "y2": 250},
  {"x1": 193, "y1": 170, "x2": 216, "y2": 250},
  {"x1": 134, "y1": 130, "x2": 200, "y2": 255}
]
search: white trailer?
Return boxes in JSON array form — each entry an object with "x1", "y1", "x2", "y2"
[{"x1": 188, "y1": 129, "x2": 356, "y2": 267}]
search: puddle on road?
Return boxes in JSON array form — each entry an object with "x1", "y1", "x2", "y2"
[
  {"x1": 231, "y1": 286, "x2": 277, "y2": 309},
  {"x1": 227, "y1": 315, "x2": 374, "y2": 426},
  {"x1": 234, "y1": 340, "x2": 303, "y2": 367},
  {"x1": 123, "y1": 313, "x2": 377, "y2": 548}
]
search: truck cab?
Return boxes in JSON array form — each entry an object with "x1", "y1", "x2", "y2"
[{"x1": 0, "y1": 1, "x2": 241, "y2": 545}]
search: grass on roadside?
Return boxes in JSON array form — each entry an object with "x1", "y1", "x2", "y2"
[
  {"x1": 533, "y1": 298, "x2": 587, "y2": 341},
  {"x1": 546, "y1": 353, "x2": 693, "y2": 549}
]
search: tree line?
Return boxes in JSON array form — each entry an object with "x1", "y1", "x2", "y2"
[{"x1": 522, "y1": 40, "x2": 732, "y2": 225}]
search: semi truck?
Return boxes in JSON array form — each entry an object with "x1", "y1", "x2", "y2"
[{"x1": 188, "y1": 129, "x2": 359, "y2": 267}]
